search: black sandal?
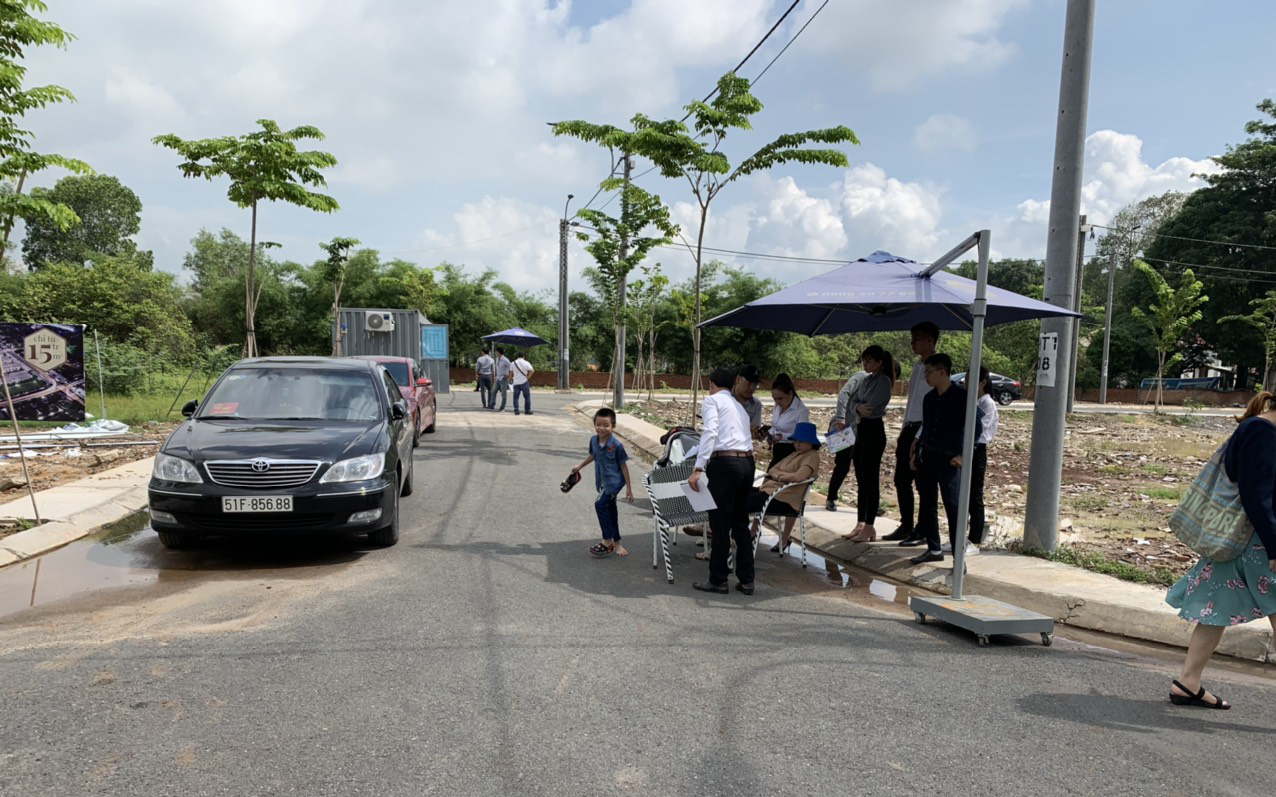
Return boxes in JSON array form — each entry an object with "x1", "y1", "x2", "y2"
[
  {"x1": 589, "y1": 543, "x2": 613, "y2": 558},
  {"x1": 1169, "y1": 679, "x2": 1230, "y2": 710}
]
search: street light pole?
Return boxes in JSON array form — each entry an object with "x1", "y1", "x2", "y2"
[
  {"x1": 1098, "y1": 225, "x2": 1136, "y2": 404},
  {"x1": 557, "y1": 194, "x2": 573, "y2": 391}
]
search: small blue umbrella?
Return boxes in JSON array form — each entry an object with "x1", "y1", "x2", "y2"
[
  {"x1": 481, "y1": 327, "x2": 550, "y2": 347},
  {"x1": 701, "y1": 251, "x2": 1079, "y2": 334}
]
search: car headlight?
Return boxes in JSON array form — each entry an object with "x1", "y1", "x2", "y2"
[
  {"x1": 154, "y1": 453, "x2": 203, "y2": 484},
  {"x1": 320, "y1": 453, "x2": 386, "y2": 483}
]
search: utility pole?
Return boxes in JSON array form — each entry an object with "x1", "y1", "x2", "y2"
[
  {"x1": 1025, "y1": 0, "x2": 1095, "y2": 553},
  {"x1": 612, "y1": 155, "x2": 631, "y2": 410},
  {"x1": 557, "y1": 194, "x2": 573, "y2": 391},
  {"x1": 1065, "y1": 214, "x2": 1087, "y2": 412},
  {"x1": 1099, "y1": 249, "x2": 1118, "y2": 404},
  {"x1": 1098, "y1": 225, "x2": 1137, "y2": 404}
]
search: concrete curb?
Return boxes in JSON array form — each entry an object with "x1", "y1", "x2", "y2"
[
  {"x1": 0, "y1": 458, "x2": 153, "y2": 568},
  {"x1": 586, "y1": 403, "x2": 1273, "y2": 662}
]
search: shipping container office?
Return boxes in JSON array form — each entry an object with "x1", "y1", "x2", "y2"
[{"x1": 334, "y1": 308, "x2": 451, "y2": 393}]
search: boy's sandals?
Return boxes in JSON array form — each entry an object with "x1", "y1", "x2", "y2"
[
  {"x1": 589, "y1": 543, "x2": 613, "y2": 558},
  {"x1": 695, "y1": 551, "x2": 710, "y2": 561}
]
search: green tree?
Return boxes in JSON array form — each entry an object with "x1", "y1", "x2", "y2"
[
  {"x1": 573, "y1": 182, "x2": 677, "y2": 402},
  {"x1": 0, "y1": 0, "x2": 92, "y2": 252},
  {"x1": 557, "y1": 72, "x2": 856, "y2": 418},
  {"x1": 626, "y1": 262, "x2": 669, "y2": 398},
  {"x1": 13, "y1": 251, "x2": 195, "y2": 361},
  {"x1": 1130, "y1": 260, "x2": 1208, "y2": 409},
  {"x1": 1144, "y1": 100, "x2": 1276, "y2": 388},
  {"x1": 21, "y1": 174, "x2": 147, "y2": 269},
  {"x1": 320, "y1": 236, "x2": 359, "y2": 355},
  {"x1": 1085, "y1": 191, "x2": 1187, "y2": 308},
  {"x1": 1220, "y1": 290, "x2": 1276, "y2": 392},
  {"x1": 153, "y1": 119, "x2": 339, "y2": 357}
]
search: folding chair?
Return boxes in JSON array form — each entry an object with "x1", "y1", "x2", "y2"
[
  {"x1": 642, "y1": 460, "x2": 707, "y2": 584},
  {"x1": 749, "y1": 478, "x2": 817, "y2": 568}
]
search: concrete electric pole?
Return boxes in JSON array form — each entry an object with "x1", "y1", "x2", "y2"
[
  {"x1": 1024, "y1": 0, "x2": 1095, "y2": 553},
  {"x1": 558, "y1": 194, "x2": 573, "y2": 391}
]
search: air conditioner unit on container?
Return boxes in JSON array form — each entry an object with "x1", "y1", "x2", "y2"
[{"x1": 365, "y1": 311, "x2": 396, "y2": 332}]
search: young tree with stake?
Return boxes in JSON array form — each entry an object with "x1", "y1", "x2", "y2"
[{"x1": 154, "y1": 120, "x2": 338, "y2": 357}]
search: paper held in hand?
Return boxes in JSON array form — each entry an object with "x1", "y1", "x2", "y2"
[
  {"x1": 825, "y1": 427, "x2": 855, "y2": 453},
  {"x1": 680, "y1": 474, "x2": 717, "y2": 512}
]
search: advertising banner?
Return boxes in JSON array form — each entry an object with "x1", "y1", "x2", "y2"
[{"x1": 0, "y1": 323, "x2": 86, "y2": 422}]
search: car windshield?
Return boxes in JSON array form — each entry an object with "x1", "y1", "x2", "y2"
[
  {"x1": 379, "y1": 361, "x2": 410, "y2": 386},
  {"x1": 200, "y1": 368, "x2": 382, "y2": 421}
]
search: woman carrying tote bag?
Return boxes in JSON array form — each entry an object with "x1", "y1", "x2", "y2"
[{"x1": 1165, "y1": 391, "x2": 1276, "y2": 710}]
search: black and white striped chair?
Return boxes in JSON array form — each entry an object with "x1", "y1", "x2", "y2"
[{"x1": 642, "y1": 460, "x2": 707, "y2": 584}]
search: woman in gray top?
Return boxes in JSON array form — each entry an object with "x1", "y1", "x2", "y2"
[{"x1": 833, "y1": 345, "x2": 896, "y2": 541}]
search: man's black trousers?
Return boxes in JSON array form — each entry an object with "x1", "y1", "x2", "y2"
[{"x1": 707, "y1": 456, "x2": 756, "y2": 586}]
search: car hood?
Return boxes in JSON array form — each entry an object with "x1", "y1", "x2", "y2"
[{"x1": 163, "y1": 419, "x2": 385, "y2": 462}]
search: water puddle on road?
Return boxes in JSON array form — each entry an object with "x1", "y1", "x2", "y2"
[
  {"x1": 0, "y1": 510, "x2": 159, "y2": 618},
  {"x1": 0, "y1": 513, "x2": 368, "y2": 620}
]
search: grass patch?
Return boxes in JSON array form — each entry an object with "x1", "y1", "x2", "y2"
[
  {"x1": 1098, "y1": 464, "x2": 1128, "y2": 476},
  {"x1": 1140, "y1": 463, "x2": 1171, "y2": 476},
  {"x1": 1023, "y1": 545, "x2": 1179, "y2": 587},
  {"x1": 1144, "y1": 486, "x2": 1185, "y2": 501},
  {"x1": 1068, "y1": 494, "x2": 1110, "y2": 512}
]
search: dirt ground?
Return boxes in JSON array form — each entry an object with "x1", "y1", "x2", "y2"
[
  {"x1": 0, "y1": 422, "x2": 177, "y2": 520},
  {"x1": 627, "y1": 400, "x2": 1235, "y2": 580}
]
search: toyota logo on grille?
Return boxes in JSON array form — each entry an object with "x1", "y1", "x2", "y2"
[{"x1": 251, "y1": 459, "x2": 271, "y2": 473}]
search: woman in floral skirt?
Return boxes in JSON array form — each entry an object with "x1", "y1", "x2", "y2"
[{"x1": 1165, "y1": 391, "x2": 1276, "y2": 709}]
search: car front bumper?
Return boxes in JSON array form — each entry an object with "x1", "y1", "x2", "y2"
[{"x1": 147, "y1": 478, "x2": 394, "y2": 536}]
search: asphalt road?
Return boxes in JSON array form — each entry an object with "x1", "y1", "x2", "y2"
[{"x1": 1, "y1": 393, "x2": 1273, "y2": 796}]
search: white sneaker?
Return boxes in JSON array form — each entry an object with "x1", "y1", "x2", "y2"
[
  {"x1": 965, "y1": 543, "x2": 980, "y2": 556},
  {"x1": 941, "y1": 542, "x2": 953, "y2": 553}
]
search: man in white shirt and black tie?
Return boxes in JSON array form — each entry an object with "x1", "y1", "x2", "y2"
[{"x1": 688, "y1": 366, "x2": 757, "y2": 595}]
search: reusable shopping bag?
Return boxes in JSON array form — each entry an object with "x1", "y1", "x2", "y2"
[{"x1": 1169, "y1": 442, "x2": 1253, "y2": 563}]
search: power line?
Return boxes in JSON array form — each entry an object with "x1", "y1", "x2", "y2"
[
  {"x1": 752, "y1": 0, "x2": 829, "y2": 86},
  {"x1": 1092, "y1": 223, "x2": 1276, "y2": 253}
]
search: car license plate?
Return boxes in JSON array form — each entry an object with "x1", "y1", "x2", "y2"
[{"x1": 222, "y1": 496, "x2": 293, "y2": 513}]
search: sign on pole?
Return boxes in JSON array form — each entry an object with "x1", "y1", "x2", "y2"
[
  {"x1": 1036, "y1": 331, "x2": 1059, "y2": 388},
  {"x1": 0, "y1": 323, "x2": 86, "y2": 422}
]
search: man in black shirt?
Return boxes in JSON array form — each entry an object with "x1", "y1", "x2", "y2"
[{"x1": 901, "y1": 353, "x2": 983, "y2": 564}]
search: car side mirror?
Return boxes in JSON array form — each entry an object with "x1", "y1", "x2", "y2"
[
  {"x1": 391, "y1": 401, "x2": 407, "y2": 421},
  {"x1": 416, "y1": 377, "x2": 430, "y2": 386},
  {"x1": 181, "y1": 399, "x2": 198, "y2": 418}
]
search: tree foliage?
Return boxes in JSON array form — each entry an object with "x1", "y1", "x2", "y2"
[
  {"x1": 1130, "y1": 260, "x2": 1208, "y2": 408},
  {"x1": 1144, "y1": 100, "x2": 1276, "y2": 388},
  {"x1": 154, "y1": 119, "x2": 338, "y2": 356},
  {"x1": 0, "y1": 0, "x2": 91, "y2": 244},
  {"x1": 1220, "y1": 290, "x2": 1276, "y2": 392},
  {"x1": 22, "y1": 174, "x2": 147, "y2": 269}
]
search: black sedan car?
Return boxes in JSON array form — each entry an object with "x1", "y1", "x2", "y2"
[
  {"x1": 148, "y1": 357, "x2": 415, "y2": 548},
  {"x1": 952, "y1": 371, "x2": 1023, "y2": 405}
]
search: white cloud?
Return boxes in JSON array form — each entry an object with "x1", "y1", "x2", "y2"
[
  {"x1": 807, "y1": 0, "x2": 1029, "y2": 91},
  {"x1": 749, "y1": 175, "x2": 847, "y2": 258},
  {"x1": 990, "y1": 130, "x2": 1220, "y2": 257},
  {"x1": 414, "y1": 196, "x2": 567, "y2": 291},
  {"x1": 839, "y1": 164, "x2": 945, "y2": 258},
  {"x1": 913, "y1": 114, "x2": 978, "y2": 154}
]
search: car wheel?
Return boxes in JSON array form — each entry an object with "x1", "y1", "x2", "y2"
[
  {"x1": 424, "y1": 401, "x2": 436, "y2": 433},
  {"x1": 996, "y1": 390, "x2": 1014, "y2": 406},
  {"x1": 412, "y1": 411, "x2": 421, "y2": 448},
  {"x1": 400, "y1": 458, "x2": 414, "y2": 498},
  {"x1": 157, "y1": 531, "x2": 193, "y2": 549},
  {"x1": 368, "y1": 479, "x2": 400, "y2": 547}
]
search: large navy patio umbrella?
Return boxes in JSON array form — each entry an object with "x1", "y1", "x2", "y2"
[
  {"x1": 701, "y1": 250, "x2": 1078, "y2": 334},
  {"x1": 482, "y1": 327, "x2": 550, "y2": 347},
  {"x1": 699, "y1": 232, "x2": 1078, "y2": 611}
]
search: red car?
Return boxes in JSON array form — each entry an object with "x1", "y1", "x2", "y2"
[{"x1": 349, "y1": 356, "x2": 436, "y2": 446}]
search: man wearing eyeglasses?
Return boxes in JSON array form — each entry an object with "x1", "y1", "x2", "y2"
[
  {"x1": 732, "y1": 363, "x2": 766, "y2": 441},
  {"x1": 902, "y1": 352, "x2": 983, "y2": 564}
]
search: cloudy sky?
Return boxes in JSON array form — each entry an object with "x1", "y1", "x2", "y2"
[{"x1": 18, "y1": 0, "x2": 1276, "y2": 295}]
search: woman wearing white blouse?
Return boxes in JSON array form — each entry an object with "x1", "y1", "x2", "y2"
[{"x1": 768, "y1": 373, "x2": 808, "y2": 465}]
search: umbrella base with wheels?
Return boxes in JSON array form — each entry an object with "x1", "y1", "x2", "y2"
[{"x1": 909, "y1": 594, "x2": 1054, "y2": 648}]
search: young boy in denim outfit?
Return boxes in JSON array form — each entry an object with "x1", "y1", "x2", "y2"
[{"x1": 571, "y1": 407, "x2": 634, "y2": 557}]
